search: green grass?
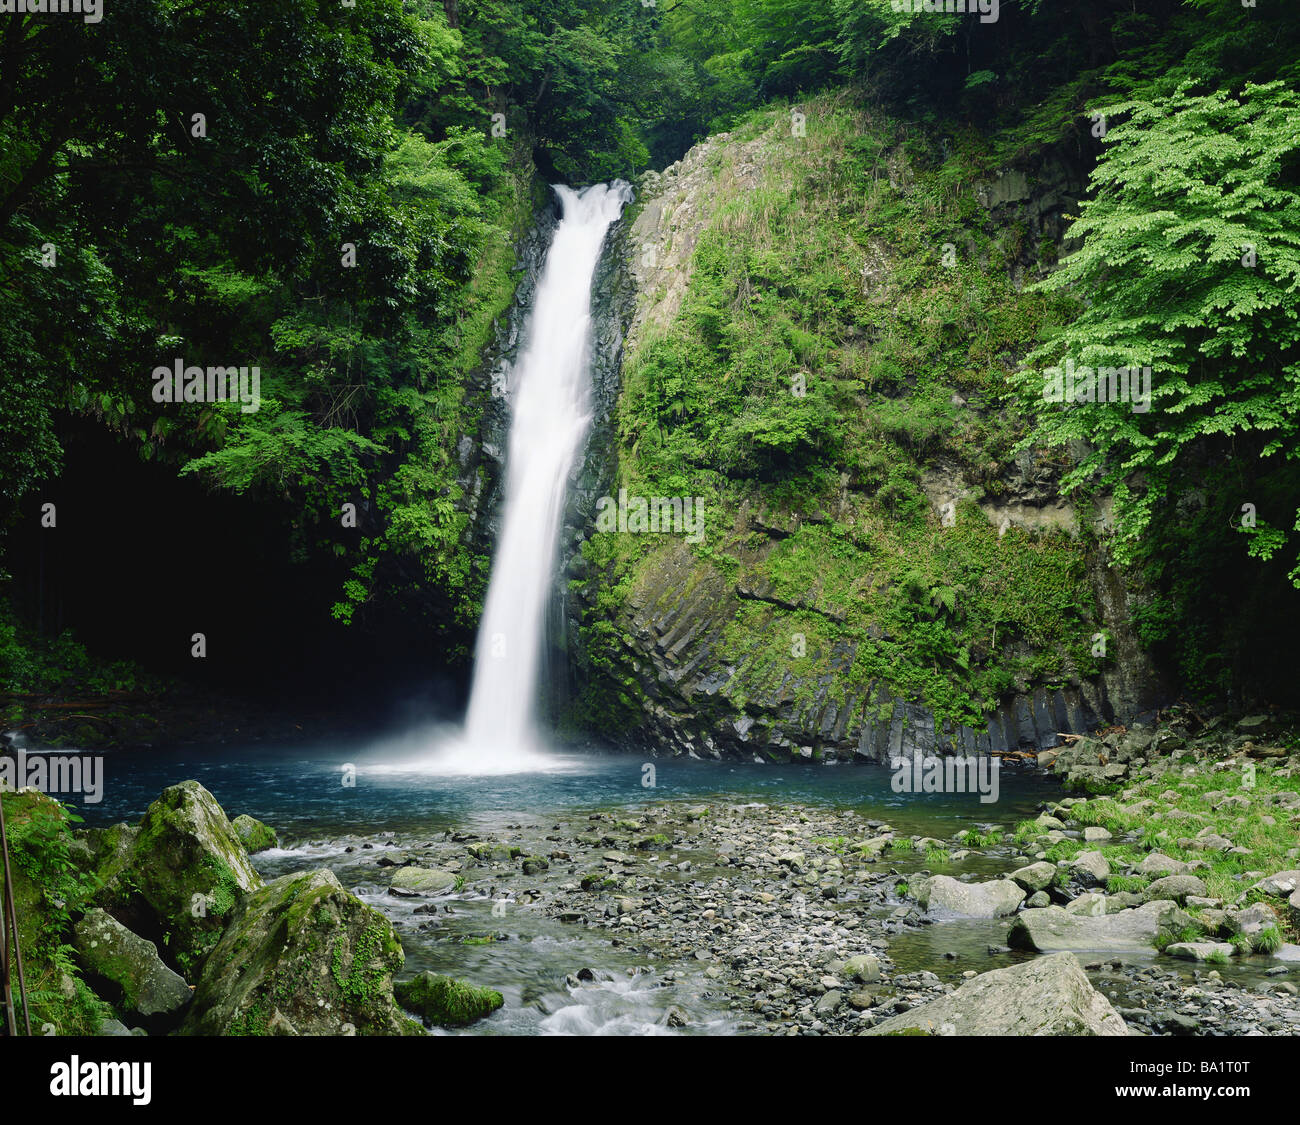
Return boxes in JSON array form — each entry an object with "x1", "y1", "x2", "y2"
[{"x1": 1063, "y1": 755, "x2": 1300, "y2": 938}]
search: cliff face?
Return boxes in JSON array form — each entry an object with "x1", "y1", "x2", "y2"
[{"x1": 562, "y1": 97, "x2": 1166, "y2": 762}]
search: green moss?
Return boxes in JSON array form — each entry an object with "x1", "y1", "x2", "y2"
[{"x1": 393, "y1": 973, "x2": 503, "y2": 1028}]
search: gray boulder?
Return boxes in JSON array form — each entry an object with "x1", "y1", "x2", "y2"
[
  {"x1": 1137, "y1": 852, "x2": 1189, "y2": 878},
  {"x1": 1142, "y1": 875, "x2": 1207, "y2": 904},
  {"x1": 914, "y1": 875, "x2": 1025, "y2": 918},
  {"x1": 389, "y1": 867, "x2": 458, "y2": 896},
  {"x1": 864, "y1": 953, "x2": 1130, "y2": 1036},
  {"x1": 1069, "y1": 851, "x2": 1111, "y2": 886},
  {"x1": 72, "y1": 909, "x2": 192, "y2": 1030},
  {"x1": 1008, "y1": 902, "x2": 1187, "y2": 953},
  {"x1": 1009, "y1": 862, "x2": 1057, "y2": 893},
  {"x1": 1164, "y1": 942, "x2": 1235, "y2": 962}
]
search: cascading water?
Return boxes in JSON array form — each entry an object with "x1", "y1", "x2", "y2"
[{"x1": 434, "y1": 181, "x2": 631, "y2": 773}]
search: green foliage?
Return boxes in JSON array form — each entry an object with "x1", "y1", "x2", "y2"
[{"x1": 1018, "y1": 80, "x2": 1300, "y2": 581}]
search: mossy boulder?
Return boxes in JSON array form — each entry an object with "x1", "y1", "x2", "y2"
[
  {"x1": 231, "y1": 814, "x2": 278, "y2": 854},
  {"x1": 78, "y1": 822, "x2": 140, "y2": 896},
  {"x1": 112, "y1": 781, "x2": 264, "y2": 978},
  {"x1": 72, "y1": 909, "x2": 192, "y2": 1030},
  {"x1": 182, "y1": 868, "x2": 419, "y2": 1036},
  {"x1": 394, "y1": 972, "x2": 503, "y2": 1028}
]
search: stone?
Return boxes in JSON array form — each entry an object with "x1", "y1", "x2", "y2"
[
  {"x1": 394, "y1": 972, "x2": 503, "y2": 1028},
  {"x1": 1009, "y1": 861, "x2": 1056, "y2": 893},
  {"x1": 389, "y1": 867, "x2": 457, "y2": 896},
  {"x1": 1069, "y1": 851, "x2": 1111, "y2": 886},
  {"x1": 231, "y1": 814, "x2": 278, "y2": 854},
  {"x1": 72, "y1": 909, "x2": 192, "y2": 1030},
  {"x1": 182, "y1": 868, "x2": 417, "y2": 1036},
  {"x1": 863, "y1": 954, "x2": 1130, "y2": 1036},
  {"x1": 1164, "y1": 942, "x2": 1236, "y2": 962},
  {"x1": 1065, "y1": 892, "x2": 1108, "y2": 916},
  {"x1": 843, "y1": 954, "x2": 880, "y2": 983},
  {"x1": 914, "y1": 875, "x2": 1025, "y2": 918},
  {"x1": 1228, "y1": 902, "x2": 1281, "y2": 936},
  {"x1": 1008, "y1": 905, "x2": 1173, "y2": 953},
  {"x1": 1251, "y1": 870, "x2": 1300, "y2": 897},
  {"x1": 815, "y1": 990, "x2": 844, "y2": 1015},
  {"x1": 1142, "y1": 875, "x2": 1207, "y2": 904},
  {"x1": 1083, "y1": 827, "x2": 1113, "y2": 843}
]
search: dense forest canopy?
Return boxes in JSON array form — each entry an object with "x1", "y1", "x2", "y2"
[{"x1": 1, "y1": 0, "x2": 1298, "y2": 707}]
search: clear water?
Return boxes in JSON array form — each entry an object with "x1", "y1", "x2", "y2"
[{"x1": 73, "y1": 734, "x2": 1061, "y2": 838}]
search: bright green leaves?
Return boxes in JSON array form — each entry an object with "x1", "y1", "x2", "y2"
[{"x1": 1018, "y1": 80, "x2": 1300, "y2": 582}]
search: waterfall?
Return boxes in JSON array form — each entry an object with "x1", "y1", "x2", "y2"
[{"x1": 449, "y1": 181, "x2": 631, "y2": 771}]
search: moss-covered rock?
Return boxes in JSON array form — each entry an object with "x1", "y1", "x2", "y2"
[
  {"x1": 231, "y1": 814, "x2": 278, "y2": 854},
  {"x1": 181, "y1": 868, "x2": 420, "y2": 1036},
  {"x1": 394, "y1": 971, "x2": 503, "y2": 1028},
  {"x1": 71, "y1": 908, "x2": 192, "y2": 1030},
  {"x1": 113, "y1": 781, "x2": 264, "y2": 978}
]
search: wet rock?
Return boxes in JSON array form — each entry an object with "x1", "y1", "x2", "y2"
[
  {"x1": 1164, "y1": 942, "x2": 1235, "y2": 962},
  {"x1": 107, "y1": 781, "x2": 263, "y2": 978},
  {"x1": 389, "y1": 867, "x2": 457, "y2": 896},
  {"x1": 1010, "y1": 861, "x2": 1057, "y2": 893},
  {"x1": 394, "y1": 972, "x2": 503, "y2": 1028},
  {"x1": 1008, "y1": 905, "x2": 1167, "y2": 953}
]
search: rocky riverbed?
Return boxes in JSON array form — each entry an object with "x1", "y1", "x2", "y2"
[
  {"x1": 254, "y1": 769, "x2": 1300, "y2": 1036},
  {"x1": 5, "y1": 707, "x2": 1299, "y2": 1037}
]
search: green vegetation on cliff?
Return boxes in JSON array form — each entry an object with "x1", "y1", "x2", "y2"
[{"x1": 577, "y1": 98, "x2": 1102, "y2": 733}]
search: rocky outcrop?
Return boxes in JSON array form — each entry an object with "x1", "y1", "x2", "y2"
[
  {"x1": 563, "y1": 110, "x2": 1165, "y2": 763},
  {"x1": 864, "y1": 953, "x2": 1131, "y2": 1036},
  {"x1": 182, "y1": 868, "x2": 418, "y2": 1036},
  {"x1": 575, "y1": 534, "x2": 1123, "y2": 762}
]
